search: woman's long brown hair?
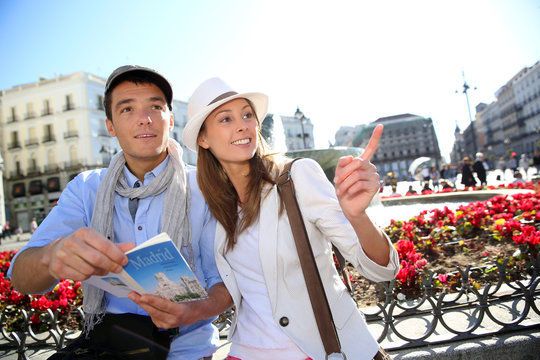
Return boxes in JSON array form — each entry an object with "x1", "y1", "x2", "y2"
[{"x1": 196, "y1": 108, "x2": 282, "y2": 252}]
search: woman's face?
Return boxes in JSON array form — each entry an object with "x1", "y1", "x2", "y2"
[{"x1": 197, "y1": 98, "x2": 259, "y2": 168}]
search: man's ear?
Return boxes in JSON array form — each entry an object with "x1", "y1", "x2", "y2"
[
  {"x1": 106, "y1": 118, "x2": 116, "y2": 137},
  {"x1": 169, "y1": 113, "x2": 174, "y2": 133}
]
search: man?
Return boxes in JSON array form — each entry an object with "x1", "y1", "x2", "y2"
[
  {"x1": 473, "y1": 152, "x2": 487, "y2": 186},
  {"x1": 8, "y1": 65, "x2": 232, "y2": 360}
]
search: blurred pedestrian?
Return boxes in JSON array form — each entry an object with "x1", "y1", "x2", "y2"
[
  {"x1": 15, "y1": 226, "x2": 22, "y2": 242},
  {"x1": 519, "y1": 153, "x2": 530, "y2": 179},
  {"x1": 496, "y1": 156, "x2": 507, "y2": 180},
  {"x1": 422, "y1": 166, "x2": 430, "y2": 187},
  {"x1": 30, "y1": 218, "x2": 38, "y2": 234},
  {"x1": 3, "y1": 221, "x2": 12, "y2": 240},
  {"x1": 508, "y1": 153, "x2": 518, "y2": 172},
  {"x1": 446, "y1": 164, "x2": 457, "y2": 188},
  {"x1": 533, "y1": 150, "x2": 540, "y2": 174},
  {"x1": 430, "y1": 166, "x2": 440, "y2": 191},
  {"x1": 473, "y1": 152, "x2": 487, "y2": 186},
  {"x1": 390, "y1": 185, "x2": 401, "y2": 197},
  {"x1": 421, "y1": 182, "x2": 433, "y2": 194},
  {"x1": 440, "y1": 180, "x2": 454, "y2": 190},
  {"x1": 406, "y1": 185, "x2": 417, "y2": 195},
  {"x1": 513, "y1": 171, "x2": 525, "y2": 184},
  {"x1": 460, "y1": 157, "x2": 477, "y2": 188}
]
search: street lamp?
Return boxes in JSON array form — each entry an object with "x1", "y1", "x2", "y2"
[
  {"x1": 294, "y1": 107, "x2": 307, "y2": 149},
  {"x1": 457, "y1": 71, "x2": 478, "y2": 155}
]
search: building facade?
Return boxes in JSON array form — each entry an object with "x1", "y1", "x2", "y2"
[
  {"x1": 334, "y1": 125, "x2": 365, "y2": 147},
  {"x1": 280, "y1": 107, "x2": 314, "y2": 150},
  {"x1": 0, "y1": 72, "x2": 195, "y2": 230},
  {"x1": 1, "y1": 72, "x2": 112, "y2": 230},
  {"x1": 458, "y1": 60, "x2": 540, "y2": 163},
  {"x1": 351, "y1": 114, "x2": 442, "y2": 180}
]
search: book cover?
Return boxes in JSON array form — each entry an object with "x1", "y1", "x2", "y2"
[{"x1": 85, "y1": 233, "x2": 208, "y2": 302}]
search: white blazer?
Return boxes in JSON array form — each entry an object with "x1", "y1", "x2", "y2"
[{"x1": 214, "y1": 159, "x2": 399, "y2": 360}]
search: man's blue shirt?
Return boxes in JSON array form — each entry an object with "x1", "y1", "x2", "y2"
[{"x1": 8, "y1": 157, "x2": 221, "y2": 360}]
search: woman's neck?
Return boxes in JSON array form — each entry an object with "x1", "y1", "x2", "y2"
[{"x1": 222, "y1": 162, "x2": 251, "y2": 205}]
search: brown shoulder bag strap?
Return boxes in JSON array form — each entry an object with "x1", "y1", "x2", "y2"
[{"x1": 277, "y1": 158, "x2": 345, "y2": 358}]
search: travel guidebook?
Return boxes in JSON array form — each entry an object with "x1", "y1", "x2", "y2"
[{"x1": 85, "y1": 232, "x2": 207, "y2": 302}]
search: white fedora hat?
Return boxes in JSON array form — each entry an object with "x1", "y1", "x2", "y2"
[{"x1": 183, "y1": 77, "x2": 268, "y2": 152}]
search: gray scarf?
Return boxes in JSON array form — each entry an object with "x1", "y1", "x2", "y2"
[{"x1": 82, "y1": 138, "x2": 192, "y2": 333}]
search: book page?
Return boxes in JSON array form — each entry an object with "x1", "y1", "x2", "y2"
[{"x1": 85, "y1": 273, "x2": 139, "y2": 298}]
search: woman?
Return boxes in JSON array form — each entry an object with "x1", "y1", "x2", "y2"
[
  {"x1": 460, "y1": 157, "x2": 477, "y2": 188},
  {"x1": 183, "y1": 77, "x2": 399, "y2": 360}
]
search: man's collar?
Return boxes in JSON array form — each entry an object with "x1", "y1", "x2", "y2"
[{"x1": 123, "y1": 156, "x2": 170, "y2": 187}]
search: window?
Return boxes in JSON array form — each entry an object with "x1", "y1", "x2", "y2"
[
  {"x1": 9, "y1": 131, "x2": 20, "y2": 149},
  {"x1": 12, "y1": 183, "x2": 26, "y2": 197},
  {"x1": 43, "y1": 124, "x2": 55, "y2": 142},
  {"x1": 64, "y1": 94, "x2": 74, "y2": 111},
  {"x1": 11, "y1": 158, "x2": 22, "y2": 177},
  {"x1": 47, "y1": 149, "x2": 57, "y2": 172},
  {"x1": 47, "y1": 177, "x2": 60, "y2": 192},
  {"x1": 25, "y1": 103, "x2": 35, "y2": 119},
  {"x1": 97, "y1": 95, "x2": 104, "y2": 110},
  {"x1": 69, "y1": 146, "x2": 77, "y2": 165},
  {"x1": 28, "y1": 154, "x2": 39, "y2": 175},
  {"x1": 42, "y1": 99, "x2": 52, "y2": 116},
  {"x1": 65, "y1": 119, "x2": 78, "y2": 138},
  {"x1": 27, "y1": 127, "x2": 38, "y2": 146},
  {"x1": 9, "y1": 107, "x2": 18, "y2": 122}
]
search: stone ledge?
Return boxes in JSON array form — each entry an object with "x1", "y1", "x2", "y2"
[{"x1": 389, "y1": 328, "x2": 540, "y2": 360}]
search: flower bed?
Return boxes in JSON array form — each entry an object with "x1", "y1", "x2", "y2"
[
  {"x1": 0, "y1": 251, "x2": 82, "y2": 333},
  {"x1": 383, "y1": 181, "x2": 539, "y2": 301}
]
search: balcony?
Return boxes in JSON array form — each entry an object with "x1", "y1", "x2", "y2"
[
  {"x1": 41, "y1": 108, "x2": 53, "y2": 117},
  {"x1": 64, "y1": 159, "x2": 84, "y2": 171},
  {"x1": 43, "y1": 164, "x2": 60, "y2": 174},
  {"x1": 25, "y1": 138, "x2": 39, "y2": 147},
  {"x1": 7, "y1": 141, "x2": 22, "y2": 150},
  {"x1": 7, "y1": 115, "x2": 19, "y2": 123},
  {"x1": 42, "y1": 135, "x2": 56, "y2": 144},
  {"x1": 63, "y1": 104, "x2": 75, "y2": 112},
  {"x1": 24, "y1": 112, "x2": 36, "y2": 120},
  {"x1": 26, "y1": 166, "x2": 41, "y2": 176},
  {"x1": 9, "y1": 170, "x2": 24, "y2": 179},
  {"x1": 64, "y1": 130, "x2": 79, "y2": 139}
]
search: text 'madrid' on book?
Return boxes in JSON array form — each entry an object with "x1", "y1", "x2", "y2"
[{"x1": 85, "y1": 233, "x2": 208, "y2": 302}]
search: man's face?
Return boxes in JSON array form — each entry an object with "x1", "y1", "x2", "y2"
[{"x1": 106, "y1": 81, "x2": 173, "y2": 174}]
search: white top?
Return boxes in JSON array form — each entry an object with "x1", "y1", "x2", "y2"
[{"x1": 224, "y1": 215, "x2": 308, "y2": 359}]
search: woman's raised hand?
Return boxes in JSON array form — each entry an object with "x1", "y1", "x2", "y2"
[{"x1": 333, "y1": 124, "x2": 383, "y2": 220}]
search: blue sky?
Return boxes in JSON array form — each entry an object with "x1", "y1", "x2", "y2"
[{"x1": 1, "y1": 0, "x2": 540, "y2": 161}]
